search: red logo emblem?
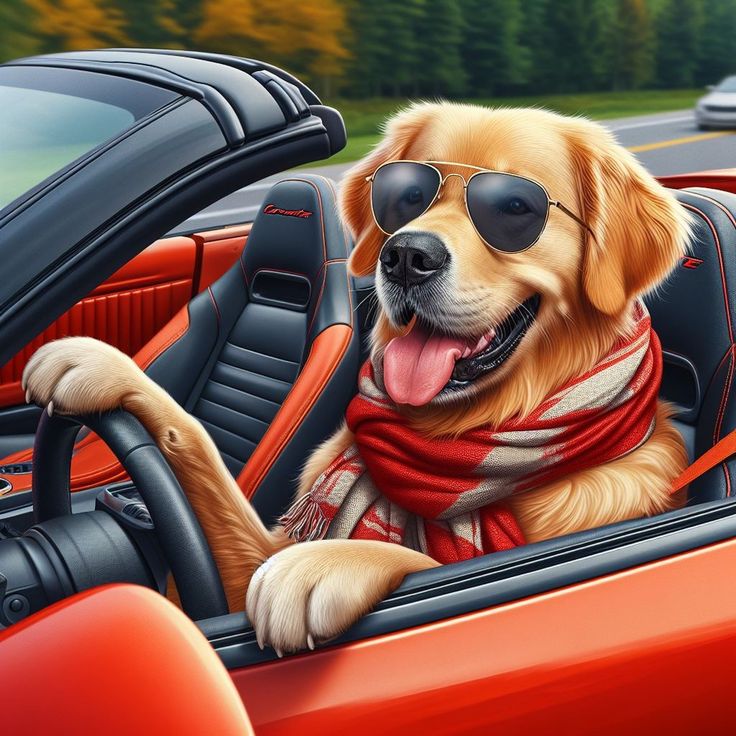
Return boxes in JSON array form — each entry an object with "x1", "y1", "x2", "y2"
[
  {"x1": 681, "y1": 256, "x2": 704, "y2": 270},
  {"x1": 263, "y1": 203, "x2": 313, "y2": 219}
]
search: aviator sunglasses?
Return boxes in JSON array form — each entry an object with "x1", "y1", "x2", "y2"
[{"x1": 366, "y1": 160, "x2": 594, "y2": 253}]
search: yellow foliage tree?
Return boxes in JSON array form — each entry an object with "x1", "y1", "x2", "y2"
[
  {"x1": 194, "y1": 0, "x2": 350, "y2": 94},
  {"x1": 25, "y1": 0, "x2": 129, "y2": 50}
]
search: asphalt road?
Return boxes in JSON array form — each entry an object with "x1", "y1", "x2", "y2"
[{"x1": 180, "y1": 109, "x2": 736, "y2": 232}]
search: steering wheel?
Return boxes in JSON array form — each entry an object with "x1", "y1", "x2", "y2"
[{"x1": 29, "y1": 409, "x2": 229, "y2": 621}]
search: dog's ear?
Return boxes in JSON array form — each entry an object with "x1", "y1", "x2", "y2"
[
  {"x1": 341, "y1": 104, "x2": 436, "y2": 277},
  {"x1": 565, "y1": 122, "x2": 691, "y2": 316}
]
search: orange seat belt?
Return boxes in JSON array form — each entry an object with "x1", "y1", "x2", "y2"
[{"x1": 671, "y1": 428, "x2": 736, "y2": 493}]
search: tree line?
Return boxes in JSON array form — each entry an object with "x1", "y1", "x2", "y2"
[{"x1": 1, "y1": 0, "x2": 735, "y2": 98}]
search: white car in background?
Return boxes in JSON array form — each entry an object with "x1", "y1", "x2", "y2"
[{"x1": 696, "y1": 76, "x2": 736, "y2": 129}]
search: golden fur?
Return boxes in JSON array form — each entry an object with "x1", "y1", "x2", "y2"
[{"x1": 23, "y1": 103, "x2": 690, "y2": 654}]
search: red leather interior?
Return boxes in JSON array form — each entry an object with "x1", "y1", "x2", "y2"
[
  {"x1": 658, "y1": 169, "x2": 736, "y2": 193},
  {"x1": 0, "y1": 295, "x2": 195, "y2": 494},
  {"x1": 0, "y1": 236, "x2": 197, "y2": 408},
  {"x1": 0, "y1": 227, "x2": 251, "y2": 411},
  {"x1": 135, "y1": 303, "x2": 191, "y2": 371},
  {"x1": 1, "y1": 585, "x2": 253, "y2": 735},
  {"x1": 0, "y1": 432, "x2": 125, "y2": 494}
]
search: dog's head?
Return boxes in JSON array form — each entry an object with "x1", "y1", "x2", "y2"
[{"x1": 340, "y1": 103, "x2": 691, "y2": 430}]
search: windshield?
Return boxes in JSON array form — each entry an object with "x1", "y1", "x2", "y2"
[
  {"x1": 0, "y1": 66, "x2": 178, "y2": 211},
  {"x1": 0, "y1": 88, "x2": 134, "y2": 207},
  {"x1": 715, "y1": 76, "x2": 736, "y2": 93}
]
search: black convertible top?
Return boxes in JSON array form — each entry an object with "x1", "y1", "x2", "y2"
[
  {"x1": 0, "y1": 49, "x2": 345, "y2": 367},
  {"x1": 6, "y1": 48, "x2": 345, "y2": 151}
]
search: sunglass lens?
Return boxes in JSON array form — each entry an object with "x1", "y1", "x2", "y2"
[
  {"x1": 371, "y1": 162, "x2": 441, "y2": 234},
  {"x1": 467, "y1": 173, "x2": 549, "y2": 252}
]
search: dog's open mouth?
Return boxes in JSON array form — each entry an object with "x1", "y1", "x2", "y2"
[{"x1": 383, "y1": 294, "x2": 541, "y2": 406}]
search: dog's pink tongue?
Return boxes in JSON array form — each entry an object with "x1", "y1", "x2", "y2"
[{"x1": 383, "y1": 323, "x2": 466, "y2": 406}]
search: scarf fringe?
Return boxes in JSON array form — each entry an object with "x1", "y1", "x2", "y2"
[{"x1": 279, "y1": 492, "x2": 328, "y2": 543}]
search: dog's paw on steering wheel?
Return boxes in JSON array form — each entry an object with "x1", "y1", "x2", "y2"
[{"x1": 23, "y1": 337, "x2": 140, "y2": 416}]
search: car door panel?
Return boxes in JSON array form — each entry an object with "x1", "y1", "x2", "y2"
[
  {"x1": 231, "y1": 538, "x2": 736, "y2": 735},
  {"x1": 0, "y1": 235, "x2": 197, "y2": 410},
  {"x1": 0, "y1": 225, "x2": 250, "y2": 410},
  {"x1": 2, "y1": 585, "x2": 254, "y2": 735}
]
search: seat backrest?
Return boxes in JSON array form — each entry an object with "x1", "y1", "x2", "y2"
[
  {"x1": 145, "y1": 175, "x2": 359, "y2": 523},
  {"x1": 646, "y1": 187, "x2": 736, "y2": 501}
]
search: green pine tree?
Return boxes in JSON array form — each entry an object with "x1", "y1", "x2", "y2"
[
  {"x1": 171, "y1": 0, "x2": 204, "y2": 47},
  {"x1": 533, "y1": 0, "x2": 581, "y2": 92},
  {"x1": 607, "y1": 0, "x2": 655, "y2": 90},
  {"x1": 119, "y1": 0, "x2": 184, "y2": 49},
  {"x1": 345, "y1": 0, "x2": 423, "y2": 97},
  {"x1": 655, "y1": 0, "x2": 703, "y2": 88},
  {"x1": 459, "y1": 0, "x2": 530, "y2": 96},
  {"x1": 521, "y1": 0, "x2": 549, "y2": 94},
  {"x1": 695, "y1": 0, "x2": 736, "y2": 86},
  {"x1": 415, "y1": 0, "x2": 467, "y2": 96},
  {"x1": 0, "y1": 1, "x2": 39, "y2": 62}
]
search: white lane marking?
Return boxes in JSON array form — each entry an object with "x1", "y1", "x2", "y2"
[{"x1": 606, "y1": 114, "x2": 694, "y2": 131}]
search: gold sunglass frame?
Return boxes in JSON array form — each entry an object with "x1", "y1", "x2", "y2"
[{"x1": 365, "y1": 160, "x2": 594, "y2": 253}]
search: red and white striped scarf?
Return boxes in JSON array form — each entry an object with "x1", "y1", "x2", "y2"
[{"x1": 282, "y1": 303, "x2": 661, "y2": 564}]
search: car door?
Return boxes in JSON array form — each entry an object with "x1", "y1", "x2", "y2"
[{"x1": 207, "y1": 504, "x2": 736, "y2": 734}]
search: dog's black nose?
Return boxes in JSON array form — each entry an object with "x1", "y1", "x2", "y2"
[{"x1": 379, "y1": 232, "x2": 449, "y2": 287}]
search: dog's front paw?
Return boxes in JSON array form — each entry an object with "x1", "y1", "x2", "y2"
[
  {"x1": 23, "y1": 337, "x2": 140, "y2": 416},
  {"x1": 246, "y1": 540, "x2": 431, "y2": 655}
]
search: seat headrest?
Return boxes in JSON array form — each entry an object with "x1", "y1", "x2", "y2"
[
  {"x1": 241, "y1": 174, "x2": 349, "y2": 286},
  {"x1": 647, "y1": 187, "x2": 736, "y2": 423},
  {"x1": 238, "y1": 174, "x2": 353, "y2": 339}
]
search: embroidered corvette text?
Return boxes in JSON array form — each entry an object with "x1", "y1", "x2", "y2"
[{"x1": 263, "y1": 203, "x2": 313, "y2": 219}]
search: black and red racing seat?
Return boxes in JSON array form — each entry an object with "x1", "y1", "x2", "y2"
[
  {"x1": 647, "y1": 187, "x2": 736, "y2": 501},
  {"x1": 0, "y1": 175, "x2": 359, "y2": 524}
]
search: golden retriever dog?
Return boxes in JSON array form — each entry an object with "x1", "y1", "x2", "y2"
[{"x1": 23, "y1": 103, "x2": 690, "y2": 655}]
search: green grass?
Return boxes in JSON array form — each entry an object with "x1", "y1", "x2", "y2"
[{"x1": 317, "y1": 89, "x2": 702, "y2": 165}]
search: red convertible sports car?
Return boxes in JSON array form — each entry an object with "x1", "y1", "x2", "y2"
[{"x1": 2, "y1": 49, "x2": 736, "y2": 735}]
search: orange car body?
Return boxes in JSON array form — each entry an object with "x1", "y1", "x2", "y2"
[
  {"x1": 5, "y1": 538, "x2": 735, "y2": 734},
  {"x1": 232, "y1": 538, "x2": 736, "y2": 735}
]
